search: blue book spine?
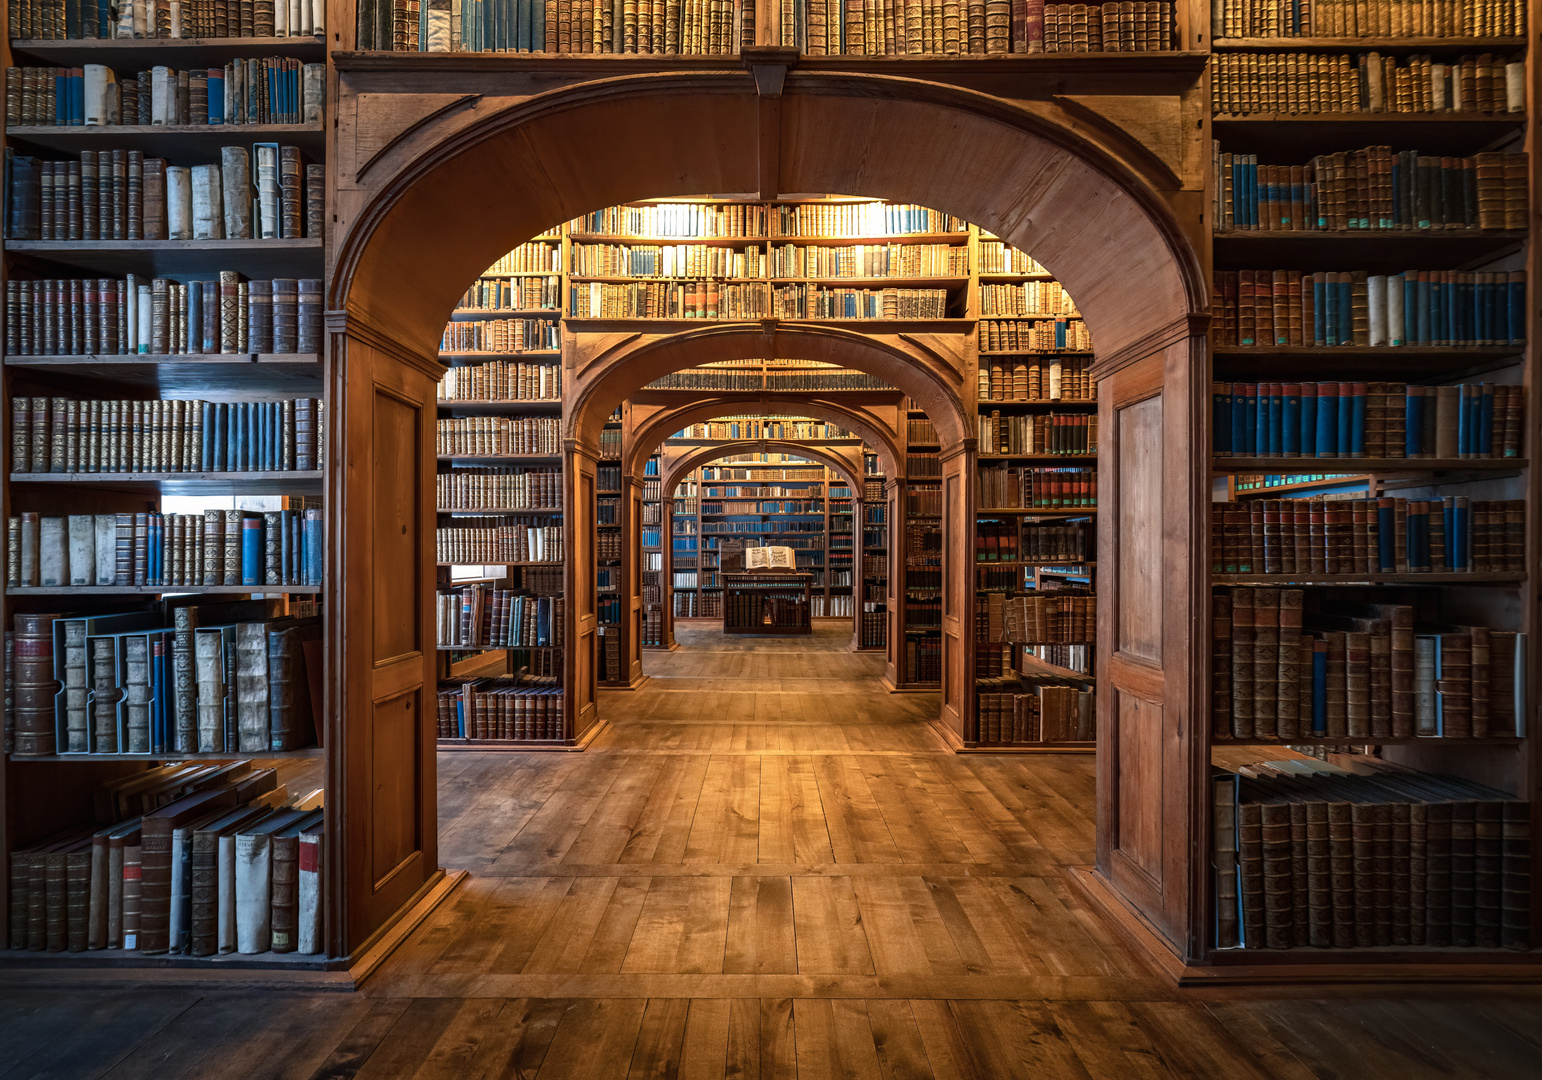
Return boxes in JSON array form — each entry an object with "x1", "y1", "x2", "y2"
[
  {"x1": 1214, "y1": 384, "x2": 1231, "y2": 455},
  {"x1": 216, "y1": 403, "x2": 229, "y2": 470},
  {"x1": 1315, "y1": 386, "x2": 1338, "y2": 457},
  {"x1": 200, "y1": 402, "x2": 212, "y2": 469},
  {"x1": 1312, "y1": 276, "x2": 1326, "y2": 345},
  {"x1": 1299, "y1": 386, "x2": 1317, "y2": 453},
  {"x1": 97, "y1": 0, "x2": 111, "y2": 36},
  {"x1": 1509, "y1": 275, "x2": 1525, "y2": 343},
  {"x1": 1431, "y1": 278, "x2": 1446, "y2": 345},
  {"x1": 1256, "y1": 388, "x2": 1271, "y2": 458},
  {"x1": 1335, "y1": 279, "x2": 1352, "y2": 344},
  {"x1": 1405, "y1": 390, "x2": 1423, "y2": 457},
  {"x1": 55, "y1": 72, "x2": 68, "y2": 125},
  {"x1": 1267, "y1": 386, "x2": 1283, "y2": 457},
  {"x1": 1480, "y1": 385, "x2": 1495, "y2": 456},
  {"x1": 1312, "y1": 646, "x2": 1327, "y2": 734},
  {"x1": 1231, "y1": 387, "x2": 1249, "y2": 456},
  {"x1": 306, "y1": 510, "x2": 323, "y2": 585},
  {"x1": 1243, "y1": 387, "x2": 1259, "y2": 456},
  {"x1": 1337, "y1": 384, "x2": 1353, "y2": 456},
  {"x1": 456, "y1": 700, "x2": 465, "y2": 738},
  {"x1": 1401, "y1": 274, "x2": 1417, "y2": 346},
  {"x1": 241, "y1": 518, "x2": 262, "y2": 586},
  {"x1": 1442, "y1": 499, "x2": 1456, "y2": 569},
  {"x1": 1416, "y1": 276, "x2": 1431, "y2": 344},
  {"x1": 1377, "y1": 500, "x2": 1395, "y2": 570},
  {"x1": 1281, "y1": 385, "x2": 1301, "y2": 456},
  {"x1": 1454, "y1": 500, "x2": 1469, "y2": 570},
  {"x1": 1322, "y1": 276, "x2": 1337, "y2": 345},
  {"x1": 70, "y1": 71, "x2": 84, "y2": 126},
  {"x1": 1349, "y1": 385, "x2": 1366, "y2": 456}
]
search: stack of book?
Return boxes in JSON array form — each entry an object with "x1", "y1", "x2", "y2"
[
  {"x1": 437, "y1": 360, "x2": 562, "y2": 401},
  {"x1": 1212, "y1": 51, "x2": 1526, "y2": 117},
  {"x1": 5, "y1": 60, "x2": 326, "y2": 127},
  {"x1": 434, "y1": 520, "x2": 562, "y2": 564},
  {"x1": 436, "y1": 415, "x2": 561, "y2": 456},
  {"x1": 435, "y1": 677, "x2": 565, "y2": 741}
]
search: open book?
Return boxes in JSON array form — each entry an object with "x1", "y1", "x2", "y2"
[{"x1": 744, "y1": 546, "x2": 797, "y2": 571}]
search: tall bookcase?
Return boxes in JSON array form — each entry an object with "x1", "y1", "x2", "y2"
[
  {"x1": 0, "y1": 25, "x2": 342, "y2": 965},
  {"x1": 1194, "y1": 1, "x2": 1540, "y2": 967}
]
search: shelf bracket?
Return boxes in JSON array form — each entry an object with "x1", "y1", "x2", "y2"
[{"x1": 743, "y1": 46, "x2": 797, "y2": 201}]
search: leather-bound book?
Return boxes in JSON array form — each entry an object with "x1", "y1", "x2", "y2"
[
  {"x1": 1259, "y1": 799, "x2": 1294, "y2": 949},
  {"x1": 138, "y1": 786, "x2": 242, "y2": 954},
  {"x1": 268, "y1": 619, "x2": 321, "y2": 750},
  {"x1": 12, "y1": 613, "x2": 61, "y2": 756},
  {"x1": 296, "y1": 819, "x2": 324, "y2": 953},
  {"x1": 235, "y1": 808, "x2": 312, "y2": 954},
  {"x1": 1449, "y1": 799, "x2": 1477, "y2": 948},
  {"x1": 1473, "y1": 799, "x2": 1504, "y2": 949},
  {"x1": 269, "y1": 811, "x2": 323, "y2": 953},
  {"x1": 1236, "y1": 799, "x2": 1265, "y2": 948},
  {"x1": 1348, "y1": 800, "x2": 1377, "y2": 947},
  {"x1": 1500, "y1": 800, "x2": 1531, "y2": 951},
  {"x1": 188, "y1": 804, "x2": 270, "y2": 956}
]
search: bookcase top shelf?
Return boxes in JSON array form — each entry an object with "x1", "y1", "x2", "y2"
[
  {"x1": 1215, "y1": 458, "x2": 1526, "y2": 474},
  {"x1": 1212, "y1": 36, "x2": 1527, "y2": 51},
  {"x1": 5, "y1": 357, "x2": 324, "y2": 395},
  {"x1": 9, "y1": 470, "x2": 324, "y2": 494},
  {"x1": 7, "y1": 35, "x2": 327, "y2": 65},
  {"x1": 1211, "y1": 231, "x2": 1527, "y2": 269},
  {"x1": 6, "y1": 238, "x2": 324, "y2": 277},
  {"x1": 4, "y1": 123, "x2": 326, "y2": 161},
  {"x1": 6, "y1": 584, "x2": 323, "y2": 596}
]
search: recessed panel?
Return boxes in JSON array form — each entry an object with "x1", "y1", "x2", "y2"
[
  {"x1": 1117, "y1": 395, "x2": 1162, "y2": 662},
  {"x1": 372, "y1": 389, "x2": 421, "y2": 663},
  {"x1": 1115, "y1": 688, "x2": 1163, "y2": 877},
  {"x1": 371, "y1": 689, "x2": 422, "y2": 888}
]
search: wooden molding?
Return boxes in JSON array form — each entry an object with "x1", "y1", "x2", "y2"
[
  {"x1": 327, "y1": 309, "x2": 445, "y2": 381},
  {"x1": 355, "y1": 93, "x2": 484, "y2": 180},
  {"x1": 1090, "y1": 312, "x2": 1209, "y2": 381}
]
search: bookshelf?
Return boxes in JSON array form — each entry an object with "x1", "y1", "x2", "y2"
[
  {"x1": 0, "y1": 19, "x2": 369, "y2": 969},
  {"x1": 1198, "y1": 0, "x2": 1540, "y2": 968}
]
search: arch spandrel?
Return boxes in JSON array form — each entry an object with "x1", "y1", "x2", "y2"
[
  {"x1": 624, "y1": 396, "x2": 903, "y2": 482},
  {"x1": 657, "y1": 440, "x2": 866, "y2": 500}
]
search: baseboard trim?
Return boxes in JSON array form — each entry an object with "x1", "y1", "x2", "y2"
[{"x1": 348, "y1": 868, "x2": 467, "y2": 988}]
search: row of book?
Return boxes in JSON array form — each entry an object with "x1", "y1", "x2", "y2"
[
  {"x1": 976, "y1": 465, "x2": 1098, "y2": 509},
  {"x1": 371, "y1": 0, "x2": 754, "y2": 53},
  {"x1": 6, "y1": 59, "x2": 325, "y2": 128},
  {"x1": 570, "y1": 201, "x2": 964, "y2": 240},
  {"x1": 1210, "y1": 51, "x2": 1525, "y2": 117},
  {"x1": 6, "y1": 765, "x2": 326, "y2": 957},
  {"x1": 700, "y1": 500, "x2": 825, "y2": 514},
  {"x1": 7, "y1": 274, "x2": 321, "y2": 357},
  {"x1": 434, "y1": 523, "x2": 562, "y2": 564},
  {"x1": 434, "y1": 587, "x2": 564, "y2": 648},
  {"x1": 567, "y1": 279, "x2": 767, "y2": 320},
  {"x1": 976, "y1": 281, "x2": 1080, "y2": 318},
  {"x1": 904, "y1": 635, "x2": 941, "y2": 683},
  {"x1": 723, "y1": 589, "x2": 810, "y2": 630},
  {"x1": 9, "y1": 506, "x2": 323, "y2": 589},
  {"x1": 9, "y1": 0, "x2": 328, "y2": 39},
  {"x1": 977, "y1": 411, "x2": 1098, "y2": 456},
  {"x1": 435, "y1": 679, "x2": 565, "y2": 741},
  {"x1": 859, "y1": 608, "x2": 886, "y2": 648},
  {"x1": 435, "y1": 416, "x2": 560, "y2": 457},
  {"x1": 1212, "y1": 270, "x2": 1527, "y2": 348},
  {"x1": 570, "y1": 242, "x2": 763, "y2": 279},
  {"x1": 907, "y1": 417, "x2": 938, "y2": 444},
  {"x1": 974, "y1": 521, "x2": 1089, "y2": 563},
  {"x1": 14, "y1": 602, "x2": 322, "y2": 757},
  {"x1": 439, "y1": 317, "x2": 559, "y2": 353},
  {"x1": 784, "y1": 0, "x2": 1174, "y2": 55},
  {"x1": 978, "y1": 316, "x2": 1092, "y2": 353},
  {"x1": 674, "y1": 419, "x2": 849, "y2": 440},
  {"x1": 978, "y1": 356, "x2": 1096, "y2": 402},
  {"x1": 975, "y1": 680, "x2": 1096, "y2": 744},
  {"x1": 1214, "y1": 147, "x2": 1527, "y2": 232},
  {"x1": 1214, "y1": 0, "x2": 1524, "y2": 39},
  {"x1": 4, "y1": 144, "x2": 322, "y2": 241},
  {"x1": 643, "y1": 368, "x2": 894, "y2": 391},
  {"x1": 481, "y1": 240, "x2": 563, "y2": 274},
  {"x1": 1213, "y1": 758, "x2": 1530, "y2": 952},
  {"x1": 977, "y1": 242, "x2": 1045, "y2": 275},
  {"x1": 1213, "y1": 381, "x2": 1524, "y2": 460},
  {"x1": 1213, "y1": 587, "x2": 1524, "y2": 741},
  {"x1": 764, "y1": 242, "x2": 969, "y2": 279},
  {"x1": 437, "y1": 360, "x2": 562, "y2": 401},
  {"x1": 9, "y1": 397, "x2": 321, "y2": 475},
  {"x1": 435, "y1": 468, "x2": 561, "y2": 510},
  {"x1": 703, "y1": 483, "x2": 824, "y2": 498},
  {"x1": 455, "y1": 275, "x2": 560, "y2": 312},
  {"x1": 907, "y1": 452, "x2": 941, "y2": 478},
  {"x1": 772, "y1": 285, "x2": 951, "y2": 320},
  {"x1": 984, "y1": 590, "x2": 1096, "y2": 644},
  {"x1": 597, "y1": 530, "x2": 622, "y2": 560},
  {"x1": 812, "y1": 594, "x2": 858, "y2": 618},
  {"x1": 700, "y1": 520, "x2": 824, "y2": 534},
  {"x1": 1212, "y1": 497, "x2": 1525, "y2": 577}
]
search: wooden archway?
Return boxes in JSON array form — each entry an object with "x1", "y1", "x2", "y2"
[
  {"x1": 648, "y1": 438, "x2": 870, "y2": 654},
  {"x1": 328, "y1": 63, "x2": 1209, "y2": 956}
]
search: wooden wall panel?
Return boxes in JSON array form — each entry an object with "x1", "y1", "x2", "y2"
[
  {"x1": 371, "y1": 689, "x2": 423, "y2": 886},
  {"x1": 1115, "y1": 691, "x2": 1163, "y2": 879},
  {"x1": 371, "y1": 392, "x2": 422, "y2": 662},
  {"x1": 1115, "y1": 397, "x2": 1162, "y2": 663}
]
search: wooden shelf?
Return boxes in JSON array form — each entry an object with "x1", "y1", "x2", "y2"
[
  {"x1": 570, "y1": 231, "x2": 968, "y2": 246},
  {"x1": 1232, "y1": 474, "x2": 1371, "y2": 496},
  {"x1": 1212, "y1": 736, "x2": 1525, "y2": 746},
  {"x1": 975, "y1": 507, "x2": 1098, "y2": 516},
  {"x1": 6, "y1": 238, "x2": 323, "y2": 277},
  {"x1": 435, "y1": 454, "x2": 562, "y2": 463},
  {"x1": 1212, "y1": 36, "x2": 1526, "y2": 51},
  {"x1": 977, "y1": 398, "x2": 1098, "y2": 409},
  {"x1": 436, "y1": 644, "x2": 561, "y2": 652},
  {"x1": 435, "y1": 561, "x2": 561, "y2": 567},
  {"x1": 5, "y1": 353, "x2": 323, "y2": 394},
  {"x1": 10, "y1": 747, "x2": 324, "y2": 762},
  {"x1": 1212, "y1": 572, "x2": 1524, "y2": 585},
  {"x1": 978, "y1": 271, "x2": 1056, "y2": 281},
  {"x1": 8, "y1": 584, "x2": 321, "y2": 595},
  {"x1": 8, "y1": 35, "x2": 327, "y2": 65},
  {"x1": 766, "y1": 275, "x2": 968, "y2": 287},
  {"x1": 436, "y1": 507, "x2": 564, "y2": 514},
  {"x1": 9, "y1": 470, "x2": 324, "y2": 493},
  {"x1": 449, "y1": 308, "x2": 561, "y2": 317},
  {"x1": 1210, "y1": 113, "x2": 1525, "y2": 156},
  {"x1": 436, "y1": 399, "x2": 564, "y2": 413},
  {"x1": 5, "y1": 123, "x2": 325, "y2": 160},
  {"x1": 978, "y1": 454, "x2": 1096, "y2": 462},
  {"x1": 1216, "y1": 457, "x2": 1525, "y2": 474},
  {"x1": 1211, "y1": 229, "x2": 1526, "y2": 270},
  {"x1": 1015, "y1": 654, "x2": 1095, "y2": 681},
  {"x1": 439, "y1": 350, "x2": 561, "y2": 359}
]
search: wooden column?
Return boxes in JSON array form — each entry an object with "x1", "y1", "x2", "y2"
[
  {"x1": 624, "y1": 472, "x2": 647, "y2": 685},
  {"x1": 1093, "y1": 326, "x2": 1206, "y2": 959},
  {"x1": 329, "y1": 323, "x2": 441, "y2": 954},
  {"x1": 938, "y1": 441, "x2": 977, "y2": 741},
  {"x1": 884, "y1": 476, "x2": 904, "y2": 688},
  {"x1": 565, "y1": 439, "x2": 601, "y2": 740}
]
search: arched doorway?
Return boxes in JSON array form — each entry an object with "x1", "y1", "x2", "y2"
[{"x1": 327, "y1": 69, "x2": 1206, "y2": 953}]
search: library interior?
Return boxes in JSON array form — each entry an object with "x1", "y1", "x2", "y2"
[{"x1": 5, "y1": 1, "x2": 1542, "y2": 1076}]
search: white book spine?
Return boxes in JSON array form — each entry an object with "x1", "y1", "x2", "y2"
[
  {"x1": 296, "y1": 832, "x2": 322, "y2": 954},
  {"x1": 94, "y1": 515, "x2": 117, "y2": 586},
  {"x1": 221, "y1": 147, "x2": 252, "y2": 240},
  {"x1": 151, "y1": 66, "x2": 172, "y2": 125},
  {"x1": 166, "y1": 166, "x2": 194, "y2": 240},
  {"x1": 1387, "y1": 273, "x2": 1406, "y2": 347},
  {"x1": 169, "y1": 0, "x2": 181, "y2": 36},
  {"x1": 83, "y1": 65, "x2": 114, "y2": 126},
  {"x1": 38, "y1": 516, "x2": 67, "y2": 587},
  {"x1": 191, "y1": 164, "x2": 223, "y2": 240},
  {"x1": 1366, "y1": 275, "x2": 1387, "y2": 346},
  {"x1": 67, "y1": 515, "x2": 95, "y2": 585},
  {"x1": 169, "y1": 828, "x2": 188, "y2": 951},
  {"x1": 136, "y1": 286, "x2": 152, "y2": 353},
  {"x1": 234, "y1": 832, "x2": 272, "y2": 954}
]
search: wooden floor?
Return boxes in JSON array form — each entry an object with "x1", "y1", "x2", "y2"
[{"x1": 6, "y1": 621, "x2": 1542, "y2": 1078}]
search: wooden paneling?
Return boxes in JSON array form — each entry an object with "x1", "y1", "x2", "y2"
[
  {"x1": 1115, "y1": 692, "x2": 1163, "y2": 879},
  {"x1": 372, "y1": 689, "x2": 423, "y2": 887},
  {"x1": 371, "y1": 389, "x2": 422, "y2": 663},
  {"x1": 1115, "y1": 396, "x2": 1162, "y2": 662}
]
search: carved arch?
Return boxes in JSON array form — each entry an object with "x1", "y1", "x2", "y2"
[
  {"x1": 658, "y1": 440, "x2": 866, "y2": 499},
  {"x1": 624, "y1": 395, "x2": 903, "y2": 482}
]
